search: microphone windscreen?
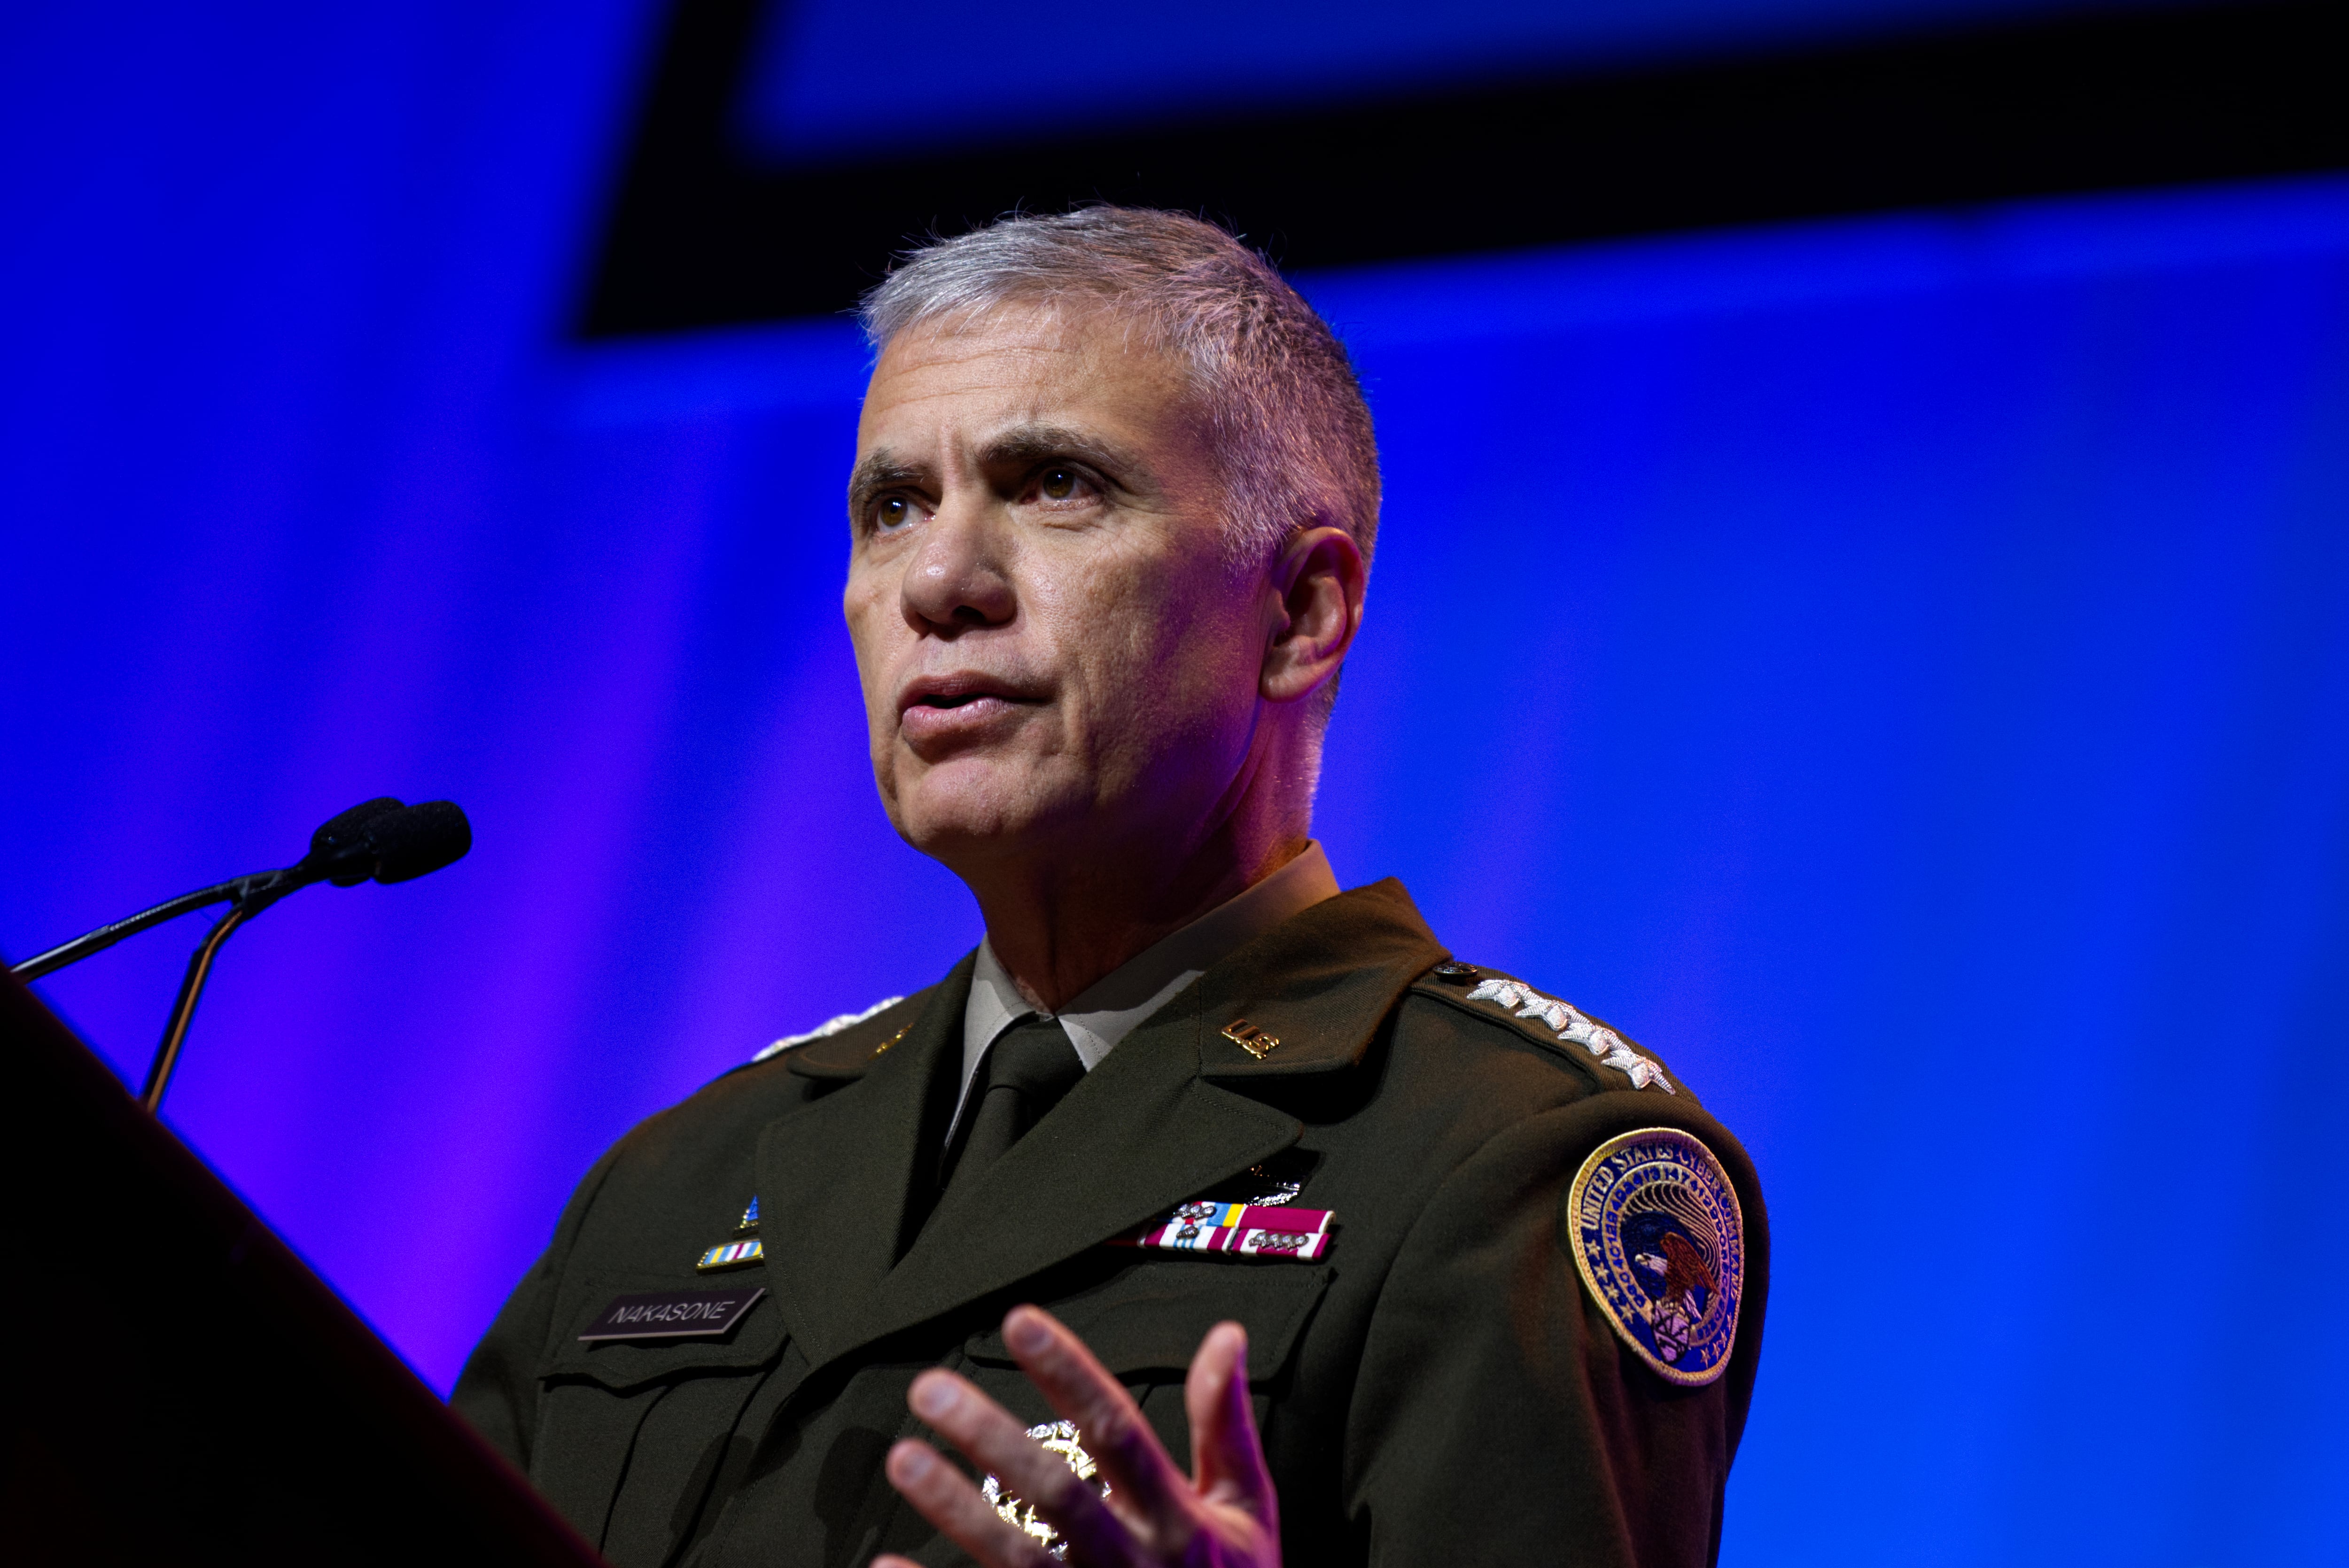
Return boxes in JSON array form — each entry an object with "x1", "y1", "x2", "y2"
[
  {"x1": 308, "y1": 798, "x2": 407, "y2": 875},
  {"x1": 368, "y1": 800, "x2": 472, "y2": 885}
]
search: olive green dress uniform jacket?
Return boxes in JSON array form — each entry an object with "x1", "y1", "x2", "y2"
[{"x1": 453, "y1": 881, "x2": 1769, "y2": 1568}]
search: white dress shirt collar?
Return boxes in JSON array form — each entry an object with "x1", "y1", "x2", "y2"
[{"x1": 954, "y1": 841, "x2": 1341, "y2": 1137}]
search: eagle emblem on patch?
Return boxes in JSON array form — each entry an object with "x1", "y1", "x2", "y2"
[{"x1": 1567, "y1": 1127, "x2": 1743, "y2": 1386}]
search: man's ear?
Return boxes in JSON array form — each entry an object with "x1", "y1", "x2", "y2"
[{"x1": 1261, "y1": 525, "x2": 1367, "y2": 706}]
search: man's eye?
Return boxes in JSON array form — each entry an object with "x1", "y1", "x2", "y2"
[
  {"x1": 1038, "y1": 468, "x2": 1081, "y2": 501},
  {"x1": 874, "y1": 496, "x2": 922, "y2": 530}
]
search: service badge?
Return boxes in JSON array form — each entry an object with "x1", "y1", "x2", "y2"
[{"x1": 1567, "y1": 1127, "x2": 1743, "y2": 1387}]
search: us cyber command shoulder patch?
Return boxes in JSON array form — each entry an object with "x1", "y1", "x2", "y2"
[{"x1": 1567, "y1": 1127, "x2": 1743, "y2": 1386}]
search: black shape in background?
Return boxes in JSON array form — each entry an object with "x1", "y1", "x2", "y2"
[{"x1": 582, "y1": 0, "x2": 2349, "y2": 337}]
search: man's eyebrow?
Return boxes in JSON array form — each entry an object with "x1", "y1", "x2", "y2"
[
  {"x1": 846, "y1": 451, "x2": 930, "y2": 513},
  {"x1": 976, "y1": 425, "x2": 1153, "y2": 491}
]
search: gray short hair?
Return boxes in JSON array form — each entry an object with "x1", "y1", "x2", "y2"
[{"x1": 860, "y1": 208, "x2": 1380, "y2": 574}]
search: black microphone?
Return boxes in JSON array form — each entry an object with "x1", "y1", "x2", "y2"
[
  {"x1": 7, "y1": 797, "x2": 473, "y2": 1110},
  {"x1": 302, "y1": 795, "x2": 412, "y2": 886},
  {"x1": 300, "y1": 797, "x2": 472, "y2": 887},
  {"x1": 358, "y1": 800, "x2": 472, "y2": 885}
]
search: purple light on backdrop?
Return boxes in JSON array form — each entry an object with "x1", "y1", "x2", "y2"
[{"x1": 3, "y1": 7, "x2": 2347, "y2": 1562}]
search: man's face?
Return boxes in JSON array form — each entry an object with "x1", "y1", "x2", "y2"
[{"x1": 843, "y1": 304, "x2": 1277, "y2": 875}]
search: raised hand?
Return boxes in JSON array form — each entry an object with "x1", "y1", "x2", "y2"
[{"x1": 875, "y1": 1304, "x2": 1281, "y2": 1568}]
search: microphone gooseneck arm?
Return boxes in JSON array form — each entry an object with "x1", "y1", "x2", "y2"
[
  {"x1": 140, "y1": 877, "x2": 299, "y2": 1111},
  {"x1": 8, "y1": 796, "x2": 471, "y2": 1113},
  {"x1": 6, "y1": 869, "x2": 290, "y2": 984}
]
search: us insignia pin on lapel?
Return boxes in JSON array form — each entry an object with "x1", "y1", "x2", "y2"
[
  {"x1": 1567, "y1": 1127, "x2": 1743, "y2": 1386},
  {"x1": 1221, "y1": 1019, "x2": 1280, "y2": 1059}
]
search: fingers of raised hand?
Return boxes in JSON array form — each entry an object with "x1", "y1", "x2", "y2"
[
  {"x1": 997, "y1": 1306, "x2": 1192, "y2": 1536},
  {"x1": 904, "y1": 1368, "x2": 1133, "y2": 1566},
  {"x1": 1184, "y1": 1322, "x2": 1275, "y2": 1519},
  {"x1": 881, "y1": 1438, "x2": 1056, "y2": 1568}
]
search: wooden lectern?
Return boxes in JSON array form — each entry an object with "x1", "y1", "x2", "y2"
[{"x1": 0, "y1": 970, "x2": 605, "y2": 1566}]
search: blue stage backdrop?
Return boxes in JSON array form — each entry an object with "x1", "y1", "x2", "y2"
[{"x1": 3, "y1": 6, "x2": 2346, "y2": 1565}]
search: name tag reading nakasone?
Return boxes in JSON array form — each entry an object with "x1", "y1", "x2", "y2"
[{"x1": 580, "y1": 1287, "x2": 765, "y2": 1343}]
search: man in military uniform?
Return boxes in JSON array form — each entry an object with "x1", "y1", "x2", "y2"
[{"x1": 454, "y1": 208, "x2": 1768, "y2": 1568}]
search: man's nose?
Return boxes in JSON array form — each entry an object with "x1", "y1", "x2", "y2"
[{"x1": 900, "y1": 502, "x2": 1016, "y2": 632}]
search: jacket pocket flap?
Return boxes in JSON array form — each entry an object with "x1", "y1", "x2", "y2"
[
  {"x1": 966, "y1": 1262, "x2": 1331, "y2": 1382},
  {"x1": 538, "y1": 1271, "x2": 786, "y2": 1391}
]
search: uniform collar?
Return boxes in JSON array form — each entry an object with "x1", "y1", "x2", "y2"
[
  {"x1": 952, "y1": 841, "x2": 1341, "y2": 1136},
  {"x1": 760, "y1": 877, "x2": 1447, "y2": 1371}
]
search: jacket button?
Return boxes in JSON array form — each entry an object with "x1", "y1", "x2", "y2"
[{"x1": 1429, "y1": 962, "x2": 1478, "y2": 983}]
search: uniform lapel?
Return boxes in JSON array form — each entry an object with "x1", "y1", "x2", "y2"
[
  {"x1": 751, "y1": 957, "x2": 971, "y2": 1370},
  {"x1": 852, "y1": 985, "x2": 1299, "y2": 1359},
  {"x1": 1186, "y1": 878, "x2": 1446, "y2": 1080},
  {"x1": 797, "y1": 880, "x2": 1449, "y2": 1372}
]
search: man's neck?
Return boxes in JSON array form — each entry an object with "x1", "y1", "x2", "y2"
[{"x1": 965, "y1": 827, "x2": 1314, "y2": 1014}]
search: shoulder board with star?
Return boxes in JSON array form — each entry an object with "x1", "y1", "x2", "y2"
[
  {"x1": 1410, "y1": 962, "x2": 1683, "y2": 1097},
  {"x1": 697, "y1": 991, "x2": 922, "y2": 1088},
  {"x1": 749, "y1": 994, "x2": 908, "y2": 1063},
  {"x1": 715, "y1": 994, "x2": 918, "y2": 1087}
]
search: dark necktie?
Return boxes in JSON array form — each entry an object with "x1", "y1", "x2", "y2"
[{"x1": 941, "y1": 1015, "x2": 1085, "y2": 1196}]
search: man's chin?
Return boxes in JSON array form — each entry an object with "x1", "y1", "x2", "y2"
[{"x1": 886, "y1": 767, "x2": 1089, "y2": 867}]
